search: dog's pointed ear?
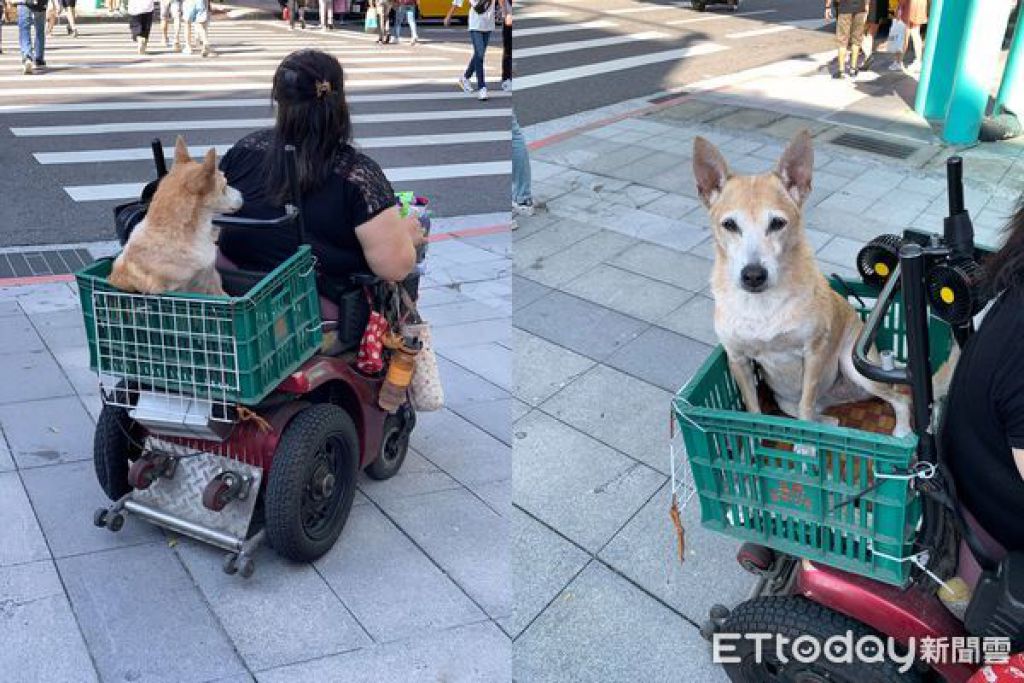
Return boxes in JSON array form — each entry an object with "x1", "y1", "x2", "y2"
[
  {"x1": 201, "y1": 147, "x2": 217, "y2": 175},
  {"x1": 693, "y1": 136, "x2": 729, "y2": 207},
  {"x1": 173, "y1": 136, "x2": 192, "y2": 165},
  {"x1": 776, "y1": 130, "x2": 814, "y2": 205}
]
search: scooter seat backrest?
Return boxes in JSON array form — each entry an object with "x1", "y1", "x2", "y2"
[{"x1": 215, "y1": 251, "x2": 339, "y2": 321}]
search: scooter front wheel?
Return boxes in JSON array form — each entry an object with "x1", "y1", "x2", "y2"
[{"x1": 719, "y1": 596, "x2": 923, "y2": 683}]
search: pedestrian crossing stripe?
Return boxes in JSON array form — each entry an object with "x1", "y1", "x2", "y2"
[
  {"x1": 11, "y1": 109, "x2": 512, "y2": 137},
  {"x1": 35, "y1": 131, "x2": 510, "y2": 164},
  {"x1": 0, "y1": 57, "x2": 452, "y2": 70},
  {"x1": 0, "y1": 65, "x2": 458, "y2": 83},
  {"x1": 515, "y1": 31, "x2": 670, "y2": 59},
  {"x1": 513, "y1": 20, "x2": 616, "y2": 38},
  {"x1": 0, "y1": 79, "x2": 464, "y2": 96},
  {"x1": 65, "y1": 161, "x2": 512, "y2": 201}
]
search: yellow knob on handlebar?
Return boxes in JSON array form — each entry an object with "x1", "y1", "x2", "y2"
[
  {"x1": 874, "y1": 262, "x2": 890, "y2": 277},
  {"x1": 940, "y1": 286, "x2": 955, "y2": 304}
]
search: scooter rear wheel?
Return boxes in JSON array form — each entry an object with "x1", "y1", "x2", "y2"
[
  {"x1": 94, "y1": 404, "x2": 145, "y2": 501},
  {"x1": 720, "y1": 596, "x2": 922, "y2": 683},
  {"x1": 264, "y1": 405, "x2": 359, "y2": 563}
]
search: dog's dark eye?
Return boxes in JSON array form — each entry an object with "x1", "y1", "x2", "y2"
[
  {"x1": 768, "y1": 217, "x2": 788, "y2": 233},
  {"x1": 721, "y1": 218, "x2": 740, "y2": 233}
]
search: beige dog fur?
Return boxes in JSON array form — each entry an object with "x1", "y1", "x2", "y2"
[
  {"x1": 109, "y1": 136, "x2": 243, "y2": 296},
  {"x1": 693, "y1": 130, "x2": 913, "y2": 436}
]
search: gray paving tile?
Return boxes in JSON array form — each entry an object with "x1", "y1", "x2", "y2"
[
  {"x1": 514, "y1": 291, "x2": 648, "y2": 362},
  {"x1": 562, "y1": 264, "x2": 694, "y2": 325},
  {"x1": 411, "y1": 409, "x2": 510, "y2": 487},
  {"x1": 430, "y1": 319, "x2": 510, "y2": 350},
  {"x1": 59, "y1": 543, "x2": 247, "y2": 683},
  {"x1": 256, "y1": 621, "x2": 510, "y2": 683},
  {"x1": 0, "y1": 560, "x2": 97, "y2": 683},
  {"x1": 514, "y1": 216, "x2": 603, "y2": 267},
  {"x1": 0, "y1": 350, "x2": 75, "y2": 405},
  {"x1": 0, "y1": 299, "x2": 23, "y2": 317},
  {"x1": 359, "y1": 450, "x2": 461, "y2": 505},
  {"x1": 6, "y1": 283, "x2": 80, "y2": 315},
  {"x1": 423, "y1": 299, "x2": 506, "y2": 328},
  {"x1": 605, "y1": 326, "x2": 713, "y2": 393},
  {"x1": 174, "y1": 538, "x2": 371, "y2": 672},
  {"x1": 511, "y1": 398, "x2": 531, "y2": 422},
  {"x1": 513, "y1": 329, "x2": 595, "y2": 406},
  {"x1": 510, "y1": 275, "x2": 551, "y2": 312},
  {"x1": 30, "y1": 309, "x2": 87, "y2": 352},
  {"x1": 541, "y1": 365, "x2": 675, "y2": 475},
  {"x1": 611, "y1": 242, "x2": 712, "y2": 292},
  {"x1": 516, "y1": 229, "x2": 635, "y2": 288},
  {"x1": 21, "y1": 460, "x2": 163, "y2": 558},
  {"x1": 0, "y1": 429, "x2": 14, "y2": 472},
  {"x1": 440, "y1": 342, "x2": 510, "y2": 392},
  {"x1": 314, "y1": 503, "x2": 485, "y2": 642},
  {"x1": 381, "y1": 488, "x2": 510, "y2": 619},
  {"x1": 658, "y1": 294, "x2": 718, "y2": 347},
  {"x1": 449, "y1": 396, "x2": 510, "y2": 446},
  {"x1": 509, "y1": 508, "x2": 589, "y2": 639},
  {"x1": 0, "y1": 471, "x2": 51, "y2": 566},
  {"x1": 0, "y1": 315, "x2": 46, "y2": 355},
  {"x1": 514, "y1": 562, "x2": 726, "y2": 682},
  {"x1": 0, "y1": 396, "x2": 95, "y2": 468},
  {"x1": 435, "y1": 356, "x2": 507, "y2": 408},
  {"x1": 600, "y1": 483, "x2": 753, "y2": 626},
  {"x1": 472, "y1": 478, "x2": 511, "y2": 518},
  {"x1": 513, "y1": 411, "x2": 664, "y2": 553},
  {"x1": 641, "y1": 192, "x2": 703, "y2": 220}
]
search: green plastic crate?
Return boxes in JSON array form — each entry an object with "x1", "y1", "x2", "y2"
[
  {"x1": 673, "y1": 279, "x2": 951, "y2": 586},
  {"x1": 76, "y1": 246, "x2": 323, "y2": 407}
]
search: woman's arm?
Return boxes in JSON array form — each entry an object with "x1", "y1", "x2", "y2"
[
  {"x1": 443, "y1": 0, "x2": 459, "y2": 26},
  {"x1": 354, "y1": 205, "x2": 421, "y2": 282},
  {"x1": 1013, "y1": 449, "x2": 1024, "y2": 481}
]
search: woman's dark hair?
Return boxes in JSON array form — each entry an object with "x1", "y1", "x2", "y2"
[
  {"x1": 983, "y1": 195, "x2": 1024, "y2": 293},
  {"x1": 264, "y1": 49, "x2": 353, "y2": 205}
]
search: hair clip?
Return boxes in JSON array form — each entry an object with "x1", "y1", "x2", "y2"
[{"x1": 315, "y1": 80, "x2": 333, "y2": 99}]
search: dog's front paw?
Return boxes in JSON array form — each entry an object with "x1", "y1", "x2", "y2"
[{"x1": 891, "y1": 423, "x2": 913, "y2": 438}]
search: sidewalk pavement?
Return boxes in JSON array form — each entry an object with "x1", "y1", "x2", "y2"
[
  {"x1": 0, "y1": 222, "x2": 511, "y2": 683},
  {"x1": 510, "y1": 85, "x2": 1023, "y2": 680}
]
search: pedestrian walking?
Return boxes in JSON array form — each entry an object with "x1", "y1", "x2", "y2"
[
  {"x1": 182, "y1": 0, "x2": 212, "y2": 56},
  {"x1": 318, "y1": 0, "x2": 332, "y2": 30},
  {"x1": 511, "y1": 114, "x2": 535, "y2": 224},
  {"x1": 392, "y1": 0, "x2": 416, "y2": 44},
  {"x1": 128, "y1": 0, "x2": 154, "y2": 53},
  {"x1": 499, "y1": 0, "x2": 511, "y2": 89},
  {"x1": 825, "y1": 0, "x2": 868, "y2": 79},
  {"x1": 445, "y1": 0, "x2": 494, "y2": 101},
  {"x1": 0, "y1": 0, "x2": 5, "y2": 54},
  {"x1": 860, "y1": 0, "x2": 887, "y2": 68},
  {"x1": 372, "y1": 0, "x2": 392, "y2": 43},
  {"x1": 159, "y1": 0, "x2": 182, "y2": 48},
  {"x1": 16, "y1": 0, "x2": 48, "y2": 74},
  {"x1": 890, "y1": 0, "x2": 927, "y2": 73},
  {"x1": 106, "y1": 0, "x2": 123, "y2": 15},
  {"x1": 59, "y1": 0, "x2": 78, "y2": 36}
]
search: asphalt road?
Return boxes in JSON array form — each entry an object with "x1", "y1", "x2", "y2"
[
  {"x1": 0, "y1": 0, "x2": 837, "y2": 247},
  {"x1": 0, "y1": 19, "x2": 511, "y2": 247},
  {"x1": 509, "y1": 0, "x2": 837, "y2": 125}
]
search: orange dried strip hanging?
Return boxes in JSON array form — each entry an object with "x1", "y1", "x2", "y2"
[{"x1": 670, "y1": 493, "x2": 685, "y2": 564}]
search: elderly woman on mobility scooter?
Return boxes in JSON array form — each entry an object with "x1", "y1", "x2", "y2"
[
  {"x1": 678, "y1": 160, "x2": 1024, "y2": 682},
  {"x1": 88, "y1": 49, "x2": 431, "y2": 578}
]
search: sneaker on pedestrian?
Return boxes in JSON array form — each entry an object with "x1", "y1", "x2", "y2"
[
  {"x1": 831, "y1": 70, "x2": 844, "y2": 80},
  {"x1": 513, "y1": 199, "x2": 535, "y2": 216},
  {"x1": 907, "y1": 60, "x2": 922, "y2": 74},
  {"x1": 478, "y1": 86, "x2": 488, "y2": 101},
  {"x1": 66, "y1": 24, "x2": 72, "y2": 35},
  {"x1": 888, "y1": 60, "x2": 904, "y2": 72},
  {"x1": 34, "y1": 60, "x2": 46, "y2": 68},
  {"x1": 183, "y1": 43, "x2": 193, "y2": 55},
  {"x1": 22, "y1": 58, "x2": 33, "y2": 75},
  {"x1": 501, "y1": 79, "x2": 512, "y2": 91},
  {"x1": 138, "y1": 37, "x2": 148, "y2": 54},
  {"x1": 411, "y1": 37, "x2": 418, "y2": 45},
  {"x1": 510, "y1": 218, "x2": 519, "y2": 231},
  {"x1": 848, "y1": 65, "x2": 859, "y2": 78},
  {"x1": 458, "y1": 76, "x2": 472, "y2": 93},
  {"x1": 164, "y1": 36, "x2": 171, "y2": 47},
  {"x1": 201, "y1": 45, "x2": 212, "y2": 57}
]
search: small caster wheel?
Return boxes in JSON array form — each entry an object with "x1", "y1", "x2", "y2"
[
  {"x1": 699, "y1": 619, "x2": 718, "y2": 641},
  {"x1": 710, "y1": 604, "x2": 731, "y2": 622},
  {"x1": 93, "y1": 508, "x2": 109, "y2": 528},
  {"x1": 107, "y1": 512, "x2": 125, "y2": 533},
  {"x1": 203, "y1": 476, "x2": 233, "y2": 512},
  {"x1": 223, "y1": 553, "x2": 239, "y2": 576},
  {"x1": 238, "y1": 556, "x2": 255, "y2": 578}
]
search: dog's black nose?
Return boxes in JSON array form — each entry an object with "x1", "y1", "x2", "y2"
[{"x1": 740, "y1": 264, "x2": 768, "y2": 291}]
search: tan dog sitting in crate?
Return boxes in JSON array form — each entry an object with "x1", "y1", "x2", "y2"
[
  {"x1": 109, "y1": 136, "x2": 243, "y2": 296},
  {"x1": 691, "y1": 130, "x2": 917, "y2": 437}
]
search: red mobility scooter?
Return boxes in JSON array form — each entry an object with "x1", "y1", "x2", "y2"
[
  {"x1": 80, "y1": 141, "x2": 425, "y2": 578},
  {"x1": 674, "y1": 157, "x2": 1023, "y2": 681}
]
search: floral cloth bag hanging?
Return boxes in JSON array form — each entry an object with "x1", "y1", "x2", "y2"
[{"x1": 399, "y1": 289, "x2": 444, "y2": 412}]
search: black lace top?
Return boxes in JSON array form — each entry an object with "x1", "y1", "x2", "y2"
[{"x1": 218, "y1": 129, "x2": 397, "y2": 278}]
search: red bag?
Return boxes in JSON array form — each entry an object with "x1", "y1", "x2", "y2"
[
  {"x1": 356, "y1": 310, "x2": 389, "y2": 374},
  {"x1": 969, "y1": 654, "x2": 1024, "y2": 682}
]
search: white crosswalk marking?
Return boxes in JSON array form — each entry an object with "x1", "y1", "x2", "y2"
[
  {"x1": 515, "y1": 32, "x2": 669, "y2": 59},
  {"x1": 725, "y1": 24, "x2": 797, "y2": 39},
  {"x1": 514, "y1": 20, "x2": 616, "y2": 37}
]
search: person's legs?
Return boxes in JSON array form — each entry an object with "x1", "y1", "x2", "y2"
[
  {"x1": 391, "y1": 4, "x2": 402, "y2": 39},
  {"x1": 835, "y1": 13, "x2": 851, "y2": 75},
  {"x1": 908, "y1": 24, "x2": 923, "y2": 68},
  {"x1": 32, "y1": 9, "x2": 44, "y2": 63},
  {"x1": 476, "y1": 29, "x2": 489, "y2": 89},
  {"x1": 17, "y1": 5, "x2": 32, "y2": 62},
  {"x1": 511, "y1": 115, "x2": 532, "y2": 207},
  {"x1": 464, "y1": 30, "x2": 481, "y2": 81},
  {"x1": 66, "y1": 0, "x2": 77, "y2": 33},
  {"x1": 318, "y1": 0, "x2": 328, "y2": 29},
  {"x1": 850, "y1": 11, "x2": 866, "y2": 71},
  {"x1": 501, "y1": 19, "x2": 511, "y2": 83},
  {"x1": 407, "y1": 6, "x2": 416, "y2": 41}
]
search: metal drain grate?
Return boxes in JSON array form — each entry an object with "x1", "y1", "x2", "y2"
[
  {"x1": 0, "y1": 248, "x2": 93, "y2": 279},
  {"x1": 830, "y1": 132, "x2": 920, "y2": 160}
]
